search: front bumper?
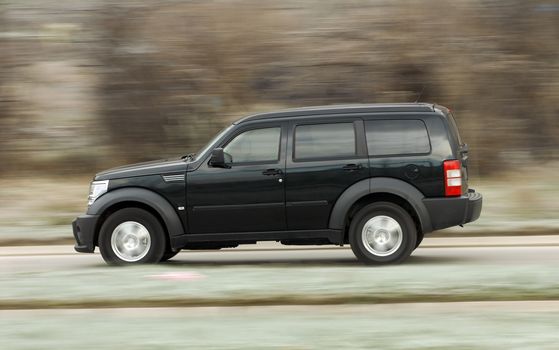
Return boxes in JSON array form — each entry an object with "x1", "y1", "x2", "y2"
[
  {"x1": 422, "y1": 190, "x2": 483, "y2": 231},
  {"x1": 72, "y1": 214, "x2": 99, "y2": 253}
]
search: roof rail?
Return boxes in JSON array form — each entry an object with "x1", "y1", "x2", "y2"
[{"x1": 235, "y1": 103, "x2": 435, "y2": 124}]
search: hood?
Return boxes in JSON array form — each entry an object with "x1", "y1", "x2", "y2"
[{"x1": 95, "y1": 158, "x2": 188, "y2": 180}]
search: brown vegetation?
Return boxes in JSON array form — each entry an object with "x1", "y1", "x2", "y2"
[{"x1": 0, "y1": 0, "x2": 558, "y2": 175}]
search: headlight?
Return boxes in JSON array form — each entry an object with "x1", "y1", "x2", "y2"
[{"x1": 88, "y1": 180, "x2": 109, "y2": 206}]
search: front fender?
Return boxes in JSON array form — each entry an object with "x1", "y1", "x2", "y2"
[
  {"x1": 328, "y1": 177, "x2": 433, "y2": 233},
  {"x1": 87, "y1": 187, "x2": 185, "y2": 238}
]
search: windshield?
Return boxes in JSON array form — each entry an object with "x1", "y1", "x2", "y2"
[{"x1": 193, "y1": 124, "x2": 234, "y2": 161}]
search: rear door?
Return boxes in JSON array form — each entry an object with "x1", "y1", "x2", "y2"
[{"x1": 285, "y1": 118, "x2": 369, "y2": 230}]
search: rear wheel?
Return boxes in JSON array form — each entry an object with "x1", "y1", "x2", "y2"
[
  {"x1": 349, "y1": 202, "x2": 416, "y2": 265},
  {"x1": 98, "y1": 208, "x2": 166, "y2": 265}
]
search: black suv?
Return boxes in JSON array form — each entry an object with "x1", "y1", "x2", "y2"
[{"x1": 73, "y1": 103, "x2": 482, "y2": 265}]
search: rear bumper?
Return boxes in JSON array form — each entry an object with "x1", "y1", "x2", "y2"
[
  {"x1": 72, "y1": 215, "x2": 99, "y2": 253},
  {"x1": 422, "y1": 190, "x2": 482, "y2": 232}
]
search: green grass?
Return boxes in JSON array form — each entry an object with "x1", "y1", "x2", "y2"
[{"x1": 2, "y1": 304, "x2": 559, "y2": 349}]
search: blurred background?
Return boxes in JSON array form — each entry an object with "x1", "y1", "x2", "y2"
[
  {"x1": 1, "y1": 2, "x2": 559, "y2": 348},
  {"x1": 0, "y1": 0, "x2": 558, "y2": 243}
]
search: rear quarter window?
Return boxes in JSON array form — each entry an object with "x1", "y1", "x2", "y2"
[{"x1": 365, "y1": 119, "x2": 431, "y2": 156}]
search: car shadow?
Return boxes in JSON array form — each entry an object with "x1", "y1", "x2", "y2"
[
  {"x1": 162, "y1": 252, "x2": 470, "y2": 267},
  {"x1": 405, "y1": 254, "x2": 472, "y2": 265},
  {"x1": 163, "y1": 257, "x2": 361, "y2": 267}
]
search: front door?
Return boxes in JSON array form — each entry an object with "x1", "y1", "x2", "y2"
[
  {"x1": 285, "y1": 119, "x2": 369, "y2": 230},
  {"x1": 187, "y1": 123, "x2": 286, "y2": 233}
]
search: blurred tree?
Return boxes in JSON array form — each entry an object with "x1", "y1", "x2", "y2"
[
  {"x1": 96, "y1": 6, "x2": 169, "y2": 162},
  {"x1": 2, "y1": 0, "x2": 558, "y2": 175},
  {"x1": 0, "y1": 5, "x2": 12, "y2": 172}
]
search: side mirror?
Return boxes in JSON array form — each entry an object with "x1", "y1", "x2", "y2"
[{"x1": 209, "y1": 148, "x2": 232, "y2": 168}]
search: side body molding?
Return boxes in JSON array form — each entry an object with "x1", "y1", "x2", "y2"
[
  {"x1": 328, "y1": 177, "x2": 433, "y2": 234},
  {"x1": 87, "y1": 187, "x2": 185, "y2": 238}
]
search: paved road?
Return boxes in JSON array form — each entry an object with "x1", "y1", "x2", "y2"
[{"x1": 1, "y1": 235, "x2": 558, "y2": 272}]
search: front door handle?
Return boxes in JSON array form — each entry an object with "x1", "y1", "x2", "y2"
[
  {"x1": 262, "y1": 168, "x2": 283, "y2": 176},
  {"x1": 342, "y1": 164, "x2": 362, "y2": 171}
]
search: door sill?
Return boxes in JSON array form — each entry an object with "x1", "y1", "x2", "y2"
[{"x1": 171, "y1": 229, "x2": 343, "y2": 249}]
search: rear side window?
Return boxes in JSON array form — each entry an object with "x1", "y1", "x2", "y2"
[
  {"x1": 365, "y1": 120, "x2": 430, "y2": 156},
  {"x1": 294, "y1": 123, "x2": 356, "y2": 160}
]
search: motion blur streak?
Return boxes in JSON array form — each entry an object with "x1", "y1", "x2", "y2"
[{"x1": 0, "y1": 0, "x2": 558, "y2": 177}]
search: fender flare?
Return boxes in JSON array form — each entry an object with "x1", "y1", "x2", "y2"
[
  {"x1": 87, "y1": 187, "x2": 185, "y2": 238},
  {"x1": 328, "y1": 177, "x2": 433, "y2": 233}
]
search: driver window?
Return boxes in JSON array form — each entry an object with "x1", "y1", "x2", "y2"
[{"x1": 224, "y1": 127, "x2": 281, "y2": 163}]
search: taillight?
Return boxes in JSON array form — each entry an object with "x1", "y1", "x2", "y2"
[{"x1": 444, "y1": 160, "x2": 462, "y2": 197}]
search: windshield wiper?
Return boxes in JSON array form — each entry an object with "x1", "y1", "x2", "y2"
[{"x1": 181, "y1": 153, "x2": 196, "y2": 160}]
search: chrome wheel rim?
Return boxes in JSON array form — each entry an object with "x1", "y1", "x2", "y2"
[
  {"x1": 110, "y1": 221, "x2": 151, "y2": 262},
  {"x1": 361, "y1": 215, "x2": 403, "y2": 257}
]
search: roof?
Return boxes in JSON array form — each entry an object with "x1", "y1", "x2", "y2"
[{"x1": 234, "y1": 103, "x2": 436, "y2": 124}]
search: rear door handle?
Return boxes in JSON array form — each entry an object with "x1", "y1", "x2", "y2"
[
  {"x1": 342, "y1": 164, "x2": 362, "y2": 171},
  {"x1": 262, "y1": 168, "x2": 283, "y2": 176}
]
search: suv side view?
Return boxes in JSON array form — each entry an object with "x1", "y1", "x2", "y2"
[{"x1": 73, "y1": 103, "x2": 482, "y2": 265}]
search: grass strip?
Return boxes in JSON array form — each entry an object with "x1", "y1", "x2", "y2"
[{"x1": 2, "y1": 293, "x2": 559, "y2": 310}]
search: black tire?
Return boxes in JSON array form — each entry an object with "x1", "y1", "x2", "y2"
[
  {"x1": 98, "y1": 208, "x2": 166, "y2": 265},
  {"x1": 349, "y1": 202, "x2": 417, "y2": 265},
  {"x1": 160, "y1": 250, "x2": 180, "y2": 262}
]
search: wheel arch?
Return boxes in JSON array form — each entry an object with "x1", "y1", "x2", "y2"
[
  {"x1": 87, "y1": 187, "x2": 184, "y2": 247},
  {"x1": 328, "y1": 177, "x2": 433, "y2": 238}
]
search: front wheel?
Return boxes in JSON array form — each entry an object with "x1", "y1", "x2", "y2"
[
  {"x1": 98, "y1": 208, "x2": 166, "y2": 265},
  {"x1": 414, "y1": 231, "x2": 424, "y2": 249},
  {"x1": 160, "y1": 250, "x2": 180, "y2": 262},
  {"x1": 349, "y1": 202, "x2": 416, "y2": 265}
]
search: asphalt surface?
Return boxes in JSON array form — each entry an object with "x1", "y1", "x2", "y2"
[{"x1": 1, "y1": 235, "x2": 558, "y2": 272}]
